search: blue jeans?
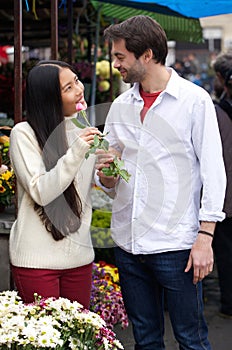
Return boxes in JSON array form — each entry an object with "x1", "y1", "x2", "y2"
[{"x1": 114, "y1": 247, "x2": 211, "y2": 350}]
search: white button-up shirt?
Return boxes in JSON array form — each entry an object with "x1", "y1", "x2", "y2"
[{"x1": 99, "y1": 68, "x2": 226, "y2": 254}]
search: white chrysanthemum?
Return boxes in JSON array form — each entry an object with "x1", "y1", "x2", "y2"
[
  {"x1": 75, "y1": 310, "x2": 106, "y2": 328},
  {"x1": 0, "y1": 330, "x2": 20, "y2": 346},
  {"x1": 0, "y1": 292, "x2": 124, "y2": 349}
]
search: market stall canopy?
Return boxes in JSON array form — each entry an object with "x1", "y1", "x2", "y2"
[
  {"x1": 0, "y1": 0, "x2": 97, "y2": 48},
  {"x1": 91, "y1": 0, "x2": 203, "y2": 43},
  {"x1": 96, "y1": 0, "x2": 232, "y2": 19}
]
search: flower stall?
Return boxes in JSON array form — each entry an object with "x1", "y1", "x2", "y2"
[{"x1": 0, "y1": 261, "x2": 129, "y2": 349}]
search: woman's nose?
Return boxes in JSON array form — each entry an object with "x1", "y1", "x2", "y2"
[{"x1": 75, "y1": 84, "x2": 83, "y2": 94}]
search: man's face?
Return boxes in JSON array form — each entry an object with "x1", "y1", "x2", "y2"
[{"x1": 112, "y1": 39, "x2": 146, "y2": 84}]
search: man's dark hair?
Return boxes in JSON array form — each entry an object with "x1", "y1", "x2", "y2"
[
  {"x1": 104, "y1": 15, "x2": 168, "y2": 65},
  {"x1": 213, "y1": 52, "x2": 232, "y2": 81},
  {"x1": 213, "y1": 53, "x2": 232, "y2": 117}
]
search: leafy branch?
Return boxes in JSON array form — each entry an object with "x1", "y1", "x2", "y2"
[{"x1": 72, "y1": 103, "x2": 131, "y2": 183}]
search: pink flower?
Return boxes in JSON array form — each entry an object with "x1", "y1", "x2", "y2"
[{"x1": 76, "y1": 102, "x2": 87, "y2": 112}]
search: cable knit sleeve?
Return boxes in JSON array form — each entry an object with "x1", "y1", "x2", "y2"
[{"x1": 10, "y1": 122, "x2": 90, "y2": 206}]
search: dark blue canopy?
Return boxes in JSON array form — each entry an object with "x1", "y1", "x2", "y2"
[{"x1": 98, "y1": 0, "x2": 232, "y2": 18}]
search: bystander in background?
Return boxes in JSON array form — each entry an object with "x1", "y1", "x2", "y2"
[{"x1": 212, "y1": 52, "x2": 232, "y2": 318}]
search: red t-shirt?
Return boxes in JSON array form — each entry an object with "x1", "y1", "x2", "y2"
[{"x1": 140, "y1": 87, "x2": 162, "y2": 122}]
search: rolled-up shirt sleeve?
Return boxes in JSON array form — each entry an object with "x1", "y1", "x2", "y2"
[{"x1": 191, "y1": 92, "x2": 226, "y2": 222}]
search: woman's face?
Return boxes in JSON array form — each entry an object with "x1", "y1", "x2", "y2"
[{"x1": 59, "y1": 67, "x2": 87, "y2": 116}]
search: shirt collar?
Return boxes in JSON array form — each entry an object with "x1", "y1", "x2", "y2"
[
  {"x1": 165, "y1": 67, "x2": 180, "y2": 99},
  {"x1": 130, "y1": 67, "x2": 180, "y2": 101}
]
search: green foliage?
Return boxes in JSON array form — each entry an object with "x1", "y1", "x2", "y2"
[
  {"x1": 72, "y1": 110, "x2": 131, "y2": 182},
  {"x1": 91, "y1": 209, "x2": 112, "y2": 228},
  {"x1": 91, "y1": 209, "x2": 113, "y2": 248},
  {"x1": 91, "y1": 209, "x2": 116, "y2": 265},
  {"x1": 102, "y1": 157, "x2": 131, "y2": 183},
  {"x1": 85, "y1": 133, "x2": 109, "y2": 159}
]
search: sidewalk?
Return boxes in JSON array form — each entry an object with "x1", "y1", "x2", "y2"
[{"x1": 114, "y1": 267, "x2": 232, "y2": 349}]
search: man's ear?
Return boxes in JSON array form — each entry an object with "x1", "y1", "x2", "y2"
[{"x1": 143, "y1": 49, "x2": 153, "y2": 63}]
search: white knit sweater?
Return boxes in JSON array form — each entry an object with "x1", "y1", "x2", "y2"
[{"x1": 9, "y1": 117, "x2": 95, "y2": 269}]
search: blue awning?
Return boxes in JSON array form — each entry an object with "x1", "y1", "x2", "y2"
[
  {"x1": 92, "y1": 1, "x2": 203, "y2": 43},
  {"x1": 97, "y1": 0, "x2": 232, "y2": 19}
]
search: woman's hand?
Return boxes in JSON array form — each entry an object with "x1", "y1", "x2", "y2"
[{"x1": 79, "y1": 127, "x2": 100, "y2": 146}]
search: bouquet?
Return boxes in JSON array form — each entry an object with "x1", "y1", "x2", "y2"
[
  {"x1": 72, "y1": 103, "x2": 131, "y2": 183},
  {"x1": 0, "y1": 290, "x2": 124, "y2": 349}
]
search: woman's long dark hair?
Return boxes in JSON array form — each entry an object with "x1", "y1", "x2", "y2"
[{"x1": 25, "y1": 60, "x2": 82, "y2": 240}]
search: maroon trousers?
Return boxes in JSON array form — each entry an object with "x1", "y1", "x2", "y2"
[{"x1": 11, "y1": 263, "x2": 93, "y2": 309}]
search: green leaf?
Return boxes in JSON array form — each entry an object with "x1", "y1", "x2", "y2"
[
  {"x1": 101, "y1": 157, "x2": 131, "y2": 182},
  {"x1": 101, "y1": 138, "x2": 109, "y2": 151},
  {"x1": 79, "y1": 110, "x2": 91, "y2": 127},
  {"x1": 118, "y1": 169, "x2": 131, "y2": 182},
  {"x1": 114, "y1": 157, "x2": 125, "y2": 169},
  {"x1": 71, "y1": 118, "x2": 86, "y2": 129},
  {"x1": 93, "y1": 134, "x2": 100, "y2": 147},
  {"x1": 102, "y1": 167, "x2": 115, "y2": 177}
]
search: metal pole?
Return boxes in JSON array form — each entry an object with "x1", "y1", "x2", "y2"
[
  {"x1": 89, "y1": 5, "x2": 102, "y2": 125},
  {"x1": 67, "y1": 0, "x2": 73, "y2": 65},
  {"x1": 51, "y1": 0, "x2": 58, "y2": 59},
  {"x1": 14, "y1": 0, "x2": 22, "y2": 124}
]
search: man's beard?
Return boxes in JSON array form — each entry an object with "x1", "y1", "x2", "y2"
[{"x1": 122, "y1": 61, "x2": 146, "y2": 84}]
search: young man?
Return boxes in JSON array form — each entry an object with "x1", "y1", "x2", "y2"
[{"x1": 96, "y1": 16, "x2": 226, "y2": 350}]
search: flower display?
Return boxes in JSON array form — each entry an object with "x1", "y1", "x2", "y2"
[
  {"x1": 0, "y1": 131, "x2": 10, "y2": 166},
  {"x1": 0, "y1": 290, "x2": 124, "y2": 349},
  {"x1": 95, "y1": 60, "x2": 121, "y2": 103},
  {"x1": 0, "y1": 134, "x2": 15, "y2": 207},
  {"x1": 96, "y1": 60, "x2": 120, "y2": 81},
  {"x1": 0, "y1": 168, "x2": 15, "y2": 207},
  {"x1": 90, "y1": 262, "x2": 129, "y2": 330}
]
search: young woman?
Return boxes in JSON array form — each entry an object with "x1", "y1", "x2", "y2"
[{"x1": 9, "y1": 60, "x2": 101, "y2": 308}]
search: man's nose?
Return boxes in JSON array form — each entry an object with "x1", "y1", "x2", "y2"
[{"x1": 113, "y1": 59, "x2": 120, "y2": 68}]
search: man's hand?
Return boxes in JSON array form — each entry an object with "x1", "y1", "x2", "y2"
[
  {"x1": 185, "y1": 222, "x2": 215, "y2": 284},
  {"x1": 95, "y1": 147, "x2": 120, "y2": 188}
]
